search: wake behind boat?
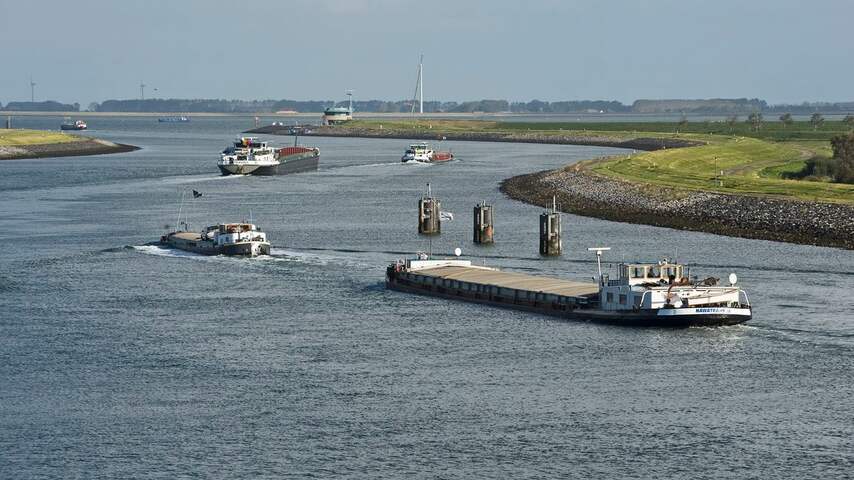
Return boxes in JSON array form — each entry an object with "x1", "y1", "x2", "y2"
[{"x1": 218, "y1": 137, "x2": 319, "y2": 176}]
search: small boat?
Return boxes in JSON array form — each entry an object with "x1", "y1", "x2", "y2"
[
  {"x1": 60, "y1": 119, "x2": 87, "y2": 130},
  {"x1": 401, "y1": 142, "x2": 454, "y2": 164},
  {"x1": 158, "y1": 116, "x2": 190, "y2": 123},
  {"x1": 218, "y1": 137, "x2": 319, "y2": 176},
  {"x1": 386, "y1": 248, "x2": 752, "y2": 327},
  {"x1": 161, "y1": 222, "x2": 270, "y2": 257}
]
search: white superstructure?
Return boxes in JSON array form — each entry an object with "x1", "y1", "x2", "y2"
[
  {"x1": 401, "y1": 143, "x2": 434, "y2": 163},
  {"x1": 596, "y1": 258, "x2": 751, "y2": 315},
  {"x1": 218, "y1": 137, "x2": 277, "y2": 175}
]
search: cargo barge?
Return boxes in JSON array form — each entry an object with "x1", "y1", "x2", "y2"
[
  {"x1": 218, "y1": 137, "x2": 319, "y2": 176},
  {"x1": 386, "y1": 250, "x2": 752, "y2": 328},
  {"x1": 161, "y1": 222, "x2": 270, "y2": 257}
]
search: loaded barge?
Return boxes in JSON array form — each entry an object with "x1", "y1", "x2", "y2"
[{"x1": 386, "y1": 250, "x2": 752, "y2": 327}]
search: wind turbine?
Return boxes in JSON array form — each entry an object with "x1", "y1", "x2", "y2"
[
  {"x1": 140, "y1": 82, "x2": 146, "y2": 101},
  {"x1": 29, "y1": 76, "x2": 36, "y2": 103},
  {"x1": 410, "y1": 54, "x2": 423, "y2": 115}
]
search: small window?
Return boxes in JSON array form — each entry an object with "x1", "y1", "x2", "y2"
[
  {"x1": 619, "y1": 294, "x2": 627, "y2": 305},
  {"x1": 606, "y1": 292, "x2": 614, "y2": 303}
]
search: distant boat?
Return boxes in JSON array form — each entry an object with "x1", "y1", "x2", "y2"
[
  {"x1": 158, "y1": 116, "x2": 190, "y2": 123},
  {"x1": 60, "y1": 119, "x2": 87, "y2": 130},
  {"x1": 322, "y1": 91, "x2": 353, "y2": 125}
]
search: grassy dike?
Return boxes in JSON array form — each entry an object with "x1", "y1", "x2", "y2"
[
  {"x1": 279, "y1": 118, "x2": 853, "y2": 248},
  {"x1": 323, "y1": 119, "x2": 853, "y2": 204},
  {"x1": 0, "y1": 129, "x2": 138, "y2": 160}
]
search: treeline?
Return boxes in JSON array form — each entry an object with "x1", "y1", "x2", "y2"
[
  {"x1": 4, "y1": 98, "x2": 854, "y2": 114},
  {"x1": 632, "y1": 98, "x2": 768, "y2": 114},
  {"x1": 0, "y1": 101, "x2": 80, "y2": 111}
]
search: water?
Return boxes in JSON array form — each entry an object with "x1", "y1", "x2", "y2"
[{"x1": 1, "y1": 116, "x2": 853, "y2": 478}]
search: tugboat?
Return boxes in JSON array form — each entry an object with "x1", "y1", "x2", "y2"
[
  {"x1": 60, "y1": 119, "x2": 87, "y2": 130},
  {"x1": 401, "y1": 142, "x2": 454, "y2": 164},
  {"x1": 160, "y1": 222, "x2": 271, "y2": 257},
  {"x1": 218, "y1": 137, "x2": 319, "y2": 176},
  {"x1": 385, "y1": 247, "x2": 752, "y2": 327}
]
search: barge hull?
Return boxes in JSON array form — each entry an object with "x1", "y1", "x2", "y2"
[
  {"x1": 218, "y1": 153, "x2": 319, "y2": 176},
  {"x1": 386, "y1": 267, "x2": 751, "y2": 328}
]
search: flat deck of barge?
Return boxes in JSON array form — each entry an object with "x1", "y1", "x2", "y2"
[{"x1": 414, "y1": 265, "x2": 599, "y2": 298}]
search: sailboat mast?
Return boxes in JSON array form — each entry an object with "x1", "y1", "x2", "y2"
[{"x1": 419, "y1": 54, "x2": 423, "y2": 114}]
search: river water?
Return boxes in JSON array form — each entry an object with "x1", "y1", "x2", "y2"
[{"x1": 2, "y1": 116, "x2": 852, "y2": 478}]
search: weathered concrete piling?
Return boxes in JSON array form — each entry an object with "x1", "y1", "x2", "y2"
[
  {"x1": 418, "y1": 183, "x2": 441, "y2": 235},
  {"x1": 539, "y1": 196, "x2": 562, "y2": 256},
  {"x1": 473, "y1": 201, "x2": 494, "y2": 244}
]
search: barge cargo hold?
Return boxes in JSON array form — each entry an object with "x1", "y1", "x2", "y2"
[{"x1": 386, "y1": 257, "x2": 752, "y2": 328}]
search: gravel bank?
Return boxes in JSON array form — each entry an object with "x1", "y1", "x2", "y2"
[
  {"x1": 0, "y1": 138, "x2": 138, "y2": 161},
  {"x1": 501, "y1": 165, "x2": 854, "y2": 250}
]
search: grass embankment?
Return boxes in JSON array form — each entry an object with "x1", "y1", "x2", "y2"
[
  {"x1": 0, "y1": 129, "x2": 84, "y2": 146},
  {"x1": 338, "y1": 119, "x2": 854, "y2": 204}
]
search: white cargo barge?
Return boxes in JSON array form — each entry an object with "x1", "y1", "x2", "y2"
[{"x1": 386, "y1": 250, "x2": 752, "y2": 328}]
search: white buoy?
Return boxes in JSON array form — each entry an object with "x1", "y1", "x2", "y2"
[
  {"x1": 454, "y1": 247, "x2": 462, "y2": 257},
  {"x1": 729, "y1": 273, "x2": 738, "y2": 286}
]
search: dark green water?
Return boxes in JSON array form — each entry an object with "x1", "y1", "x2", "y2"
[{"x1": 1, "y1": 116, "x2": 852, "y2": 478}]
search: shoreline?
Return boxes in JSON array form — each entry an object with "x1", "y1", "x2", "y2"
[
  {"x1": 246, "y1": 125, "x2": 702, "y2": 151},
  {"x1": 254, "y1": 124, "x2": 852, "y2": 250},
  {"x1": 500, "y1": 166, "x2": 854, "y2": 250},
  {"x1": 0, "y1": 137, "x2": 139, "y2": 161}
]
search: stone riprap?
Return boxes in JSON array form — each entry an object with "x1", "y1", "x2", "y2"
[{"x1": 501, "y1": 165, "x2": 854, "y2": 250}]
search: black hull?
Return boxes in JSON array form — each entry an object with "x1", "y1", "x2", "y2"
[
  {"x1": 219, "y1": 154, "x2": 319, "y2": 176},
  {"x1": 386, "y1": 274, "x2": 750, "y2": 328}
]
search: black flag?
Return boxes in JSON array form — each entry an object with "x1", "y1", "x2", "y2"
[{"x1": 192, "y1": 190, "x2": 203, "y2": 198}]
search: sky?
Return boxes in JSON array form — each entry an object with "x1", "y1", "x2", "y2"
[{"x1": 1, "y1": 0, "x2": 852, "y2": 106}]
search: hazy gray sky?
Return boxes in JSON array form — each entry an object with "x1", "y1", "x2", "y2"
[{"x1": 2, "y1": 0, "x2": 852, "y2": 106}]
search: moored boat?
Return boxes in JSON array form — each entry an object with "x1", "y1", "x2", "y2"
[
  {"x1": 386, "y1": 248, "x2": 752, "y2": 327},
  {"x1": 217, "y1": 137, "x2": 319, "y2": 176},
  {"x1": 160, "y1": 222, "x2": 270, "y2": 257}
]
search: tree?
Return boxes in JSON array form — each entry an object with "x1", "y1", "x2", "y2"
[
  {"x1": 747, "y1": 112, "x2": 763, "y2": 131},
  {"x1": 810, "y1": 112, "x2": 825, "y2": 130},
  {"x1": 843, "y1": 114, "x2": 854, "y2": 128},
  {"x1": 830, "y1": 131, "x2": 854, "y2": 183},
  {"x1": 726, "y1": 115, "x2": 738, "y2": 133},
  {"x1": 677, "y1": 114, "x2": 688, "y2": 133},
  {"x1": 779, "y1": 112, "x2": 793, "y2": 128}
]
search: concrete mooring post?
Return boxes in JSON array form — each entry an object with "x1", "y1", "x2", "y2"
[
  {"x1": 418, "y1": 183, "x2": 441, "y2": 235},
  {"x1": 539, "y1": 196, "x2": 562, "y2": 256},
  {"x1": 473, "y1": 201, "x2": 494, "y2": 244}
]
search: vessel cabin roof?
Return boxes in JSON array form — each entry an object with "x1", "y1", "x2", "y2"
[
  {"x1": 233, "y1": 137, "x2": 266, "y2": 146},
  {"x1": 214, "y1": 223, "x2": 258, "y2": 232},
  {"x1": 619, "y1": 262, "x2": 686, "y2": 282}
]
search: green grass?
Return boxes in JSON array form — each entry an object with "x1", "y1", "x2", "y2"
[
  {"x1": 337, "y1": 119, "x2": 854, "y2": 204},
  {"x1": 591, "y1": 137, "x2": 854, "y2": 204},
  {"x1": 0, "y1": 129, "x2": 83, "y2": 146}
]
